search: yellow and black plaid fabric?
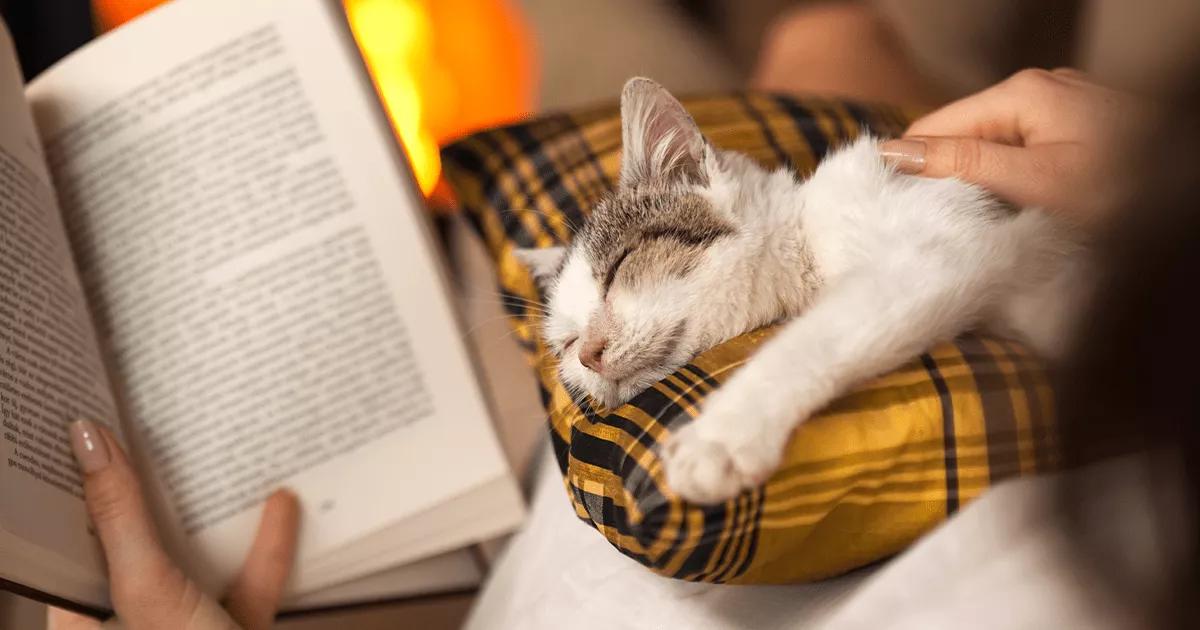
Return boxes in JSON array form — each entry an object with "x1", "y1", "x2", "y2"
[{"x1": 441, "y1": 93, "x2": 1059, "y2": 584}]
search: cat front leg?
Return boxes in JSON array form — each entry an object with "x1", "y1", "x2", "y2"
[{"x1": 662, "y1": 263, "x2": 997, "y2": 504}]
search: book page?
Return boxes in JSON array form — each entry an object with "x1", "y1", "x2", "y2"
[
  {"x1": 27, "y1": 0, "x2": 521, "y2": 593},
  {"x1": 281, "y1": 548, "x2": 482, "y2": 612},
  {"x1": 0, "y1": 20, "x2": 114, "y2": 607}
]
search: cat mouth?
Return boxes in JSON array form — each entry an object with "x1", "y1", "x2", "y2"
[
  {"x1": 575, "y1": 322, "x2": 692, "y2": 409},
  {"x1": 578, "y1": 376, "x2": 624, "y2": 409},
  {"x1": 604, "y1": 321, "x2": 689, "y2": 381},
  {"x1": 594, "y1": 362, "x2": 686, "y2": 409},
  {"x1": 582, "y1": 376, "x2": 639, "y2": 410}
]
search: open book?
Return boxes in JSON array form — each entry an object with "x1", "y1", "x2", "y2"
[{"x1": 0, "y1": 0, "x2": 525, "y2": 617}]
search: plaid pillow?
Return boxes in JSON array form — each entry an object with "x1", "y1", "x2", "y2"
[{"x1": 442, "y1": 93, "x2": 1059, "y2": 584}]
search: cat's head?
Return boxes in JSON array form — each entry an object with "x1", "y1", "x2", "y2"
[{"x1": 516, "y1": 78, "x2": 778, "y2": 407}]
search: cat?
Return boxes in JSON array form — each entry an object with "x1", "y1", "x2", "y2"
[{"x1": 516, "y1": 78, "x2": 1089, "y2": 505}]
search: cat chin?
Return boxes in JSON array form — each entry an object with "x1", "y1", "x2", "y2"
[
  {"x1": 584, "y1": 369, "x2": 678, "y2": 409},
  {"x1": 574, "y1": 379, "x2": 629, "y2": 409},
  {"x1": 594, "y1": 388, "x2": 628, "y2": 410},
  {"x1": 562, "y1": 373, "x2": 649, "y2": 409}
]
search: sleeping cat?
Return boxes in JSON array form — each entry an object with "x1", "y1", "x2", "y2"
[{"x1": 516, "y1": 78, "x2": 1089, "y2": 504}]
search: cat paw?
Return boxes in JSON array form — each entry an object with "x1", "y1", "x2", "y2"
[{"x1": 661, "y1": 419, "x2": 780, "y2": 505}]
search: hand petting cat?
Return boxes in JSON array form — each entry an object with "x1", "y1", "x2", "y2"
[{"x1": 881, "y1": 68, "x2": 1148, "y2": 229}]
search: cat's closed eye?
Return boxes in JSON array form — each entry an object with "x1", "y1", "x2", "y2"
[
  {"x1": 558, "y1": 335, "x2": 579, "y2": 356},
  {"x1": 603, "y1": 248, "x2": 634, "y2": 290}
]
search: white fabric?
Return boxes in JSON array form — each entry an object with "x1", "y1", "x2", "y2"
[
  {"x1": 469, "y1": 445, "x2": 1165, "y2": 630},
  {"x1": 464, "y1": 445, "x2": 866, "y2": 630},
  {"x1": 820, "y1": 456, "x2": 1163, "y2": 630}
]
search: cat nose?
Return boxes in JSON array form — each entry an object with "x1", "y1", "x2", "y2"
[{"x1": 579, "y1": 338, "x2": 607, "y2": 373}]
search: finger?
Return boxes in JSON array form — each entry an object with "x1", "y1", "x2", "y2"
[
  {"x1": 904, "y1": 77, "x2": 1027, "y2": 145},
  {"x1": 46, "y1": 607, "x2": 102, "y2": 630},
  {"x1": 905, "y1": 67, "x2": 1088, "y2": 145},
  {"x1": 224, "y1": 489, "x2": 301, "y2": 630},
  {"x1": 1051, "y1": 66, "x2": 1089, "y2": 82},
  {"x1": 69, "y1": 420, "x2": 193, "y2": 624},
  {"x1": 880, "y1": 135, "x2": 1080, "y2": 209}
]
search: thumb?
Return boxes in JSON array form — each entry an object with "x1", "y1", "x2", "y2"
[
  {"x1": 223, "y1": 489, "x2": 300, "y2": 630},
  {"x1": 879, "y1": 136, "x2": 1068, "y2": 209}
]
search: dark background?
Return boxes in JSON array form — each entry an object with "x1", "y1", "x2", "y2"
[{"x1": 0, "y1": 0, "x2": 94, "y2": 80}]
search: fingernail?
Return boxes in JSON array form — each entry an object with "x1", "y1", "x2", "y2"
[
  {"x1": 70, "y1": 419, "x2": 111, "y2": 474},
  {"x1": 879, "y1": 139, "x2": 927, "y2": 174},
  {"x1": 268, "y1": 487, "x2": 299, "y2": 505}
]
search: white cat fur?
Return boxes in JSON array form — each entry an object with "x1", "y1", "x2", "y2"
[{"x1": 519, "y1": 78, "x2": 1087, "y2": 504}]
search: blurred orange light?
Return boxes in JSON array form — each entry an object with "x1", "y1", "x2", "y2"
[
  {"x1": 92, "y1": 0, "x2": 164, "y2": 29},
  {"x1": 93, "y1": 0, "x2": 536, "y2": 197}
]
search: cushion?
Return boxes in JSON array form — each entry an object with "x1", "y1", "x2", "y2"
[{"x1": 441, "y1": 93, "x2": 1058, "y2": 584}]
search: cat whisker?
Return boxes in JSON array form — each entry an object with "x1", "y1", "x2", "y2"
[
  {"x1": 513, "y1": 206, "x2": 583, "y2": 235},
  {"x1": 457, "y1": 295, "x2": 550, "y2": 323},
  {"x1": 459, "y1": 293, "x2": 551, "y2": 313},
  {"x1": 490, "y1": 323, "x2": 541, "y2": 345},
  {"x1": 459, "y1": 313, "x2": 545, "y2": 340}
]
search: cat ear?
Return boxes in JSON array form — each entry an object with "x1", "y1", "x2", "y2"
[
  {"x1": 619, "y1": 77, "x2": 708, "y2": 188},
  {"x1": 514, "y1": 246, "x2": 567, "y2": 283}
]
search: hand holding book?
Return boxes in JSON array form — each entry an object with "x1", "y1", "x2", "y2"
[
  {"x1": 0, "y1": 0, "x2": 524, "y2": 613},
  {"x1": 48, "y1": 420, "x2": 299, "y2": 630}
]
